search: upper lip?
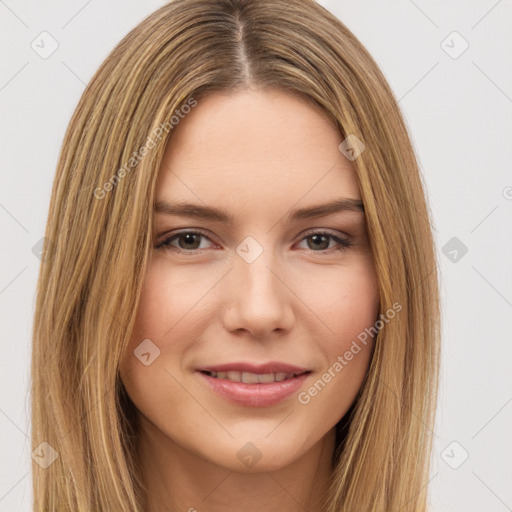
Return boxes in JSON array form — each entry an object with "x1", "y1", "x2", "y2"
[{"x1": 196, "y1": 361, "x2": 310, "y2": 375}]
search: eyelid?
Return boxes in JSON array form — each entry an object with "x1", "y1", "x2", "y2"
[{"x1": 299, "y1": 227, "x2": 350, "y2": 239}]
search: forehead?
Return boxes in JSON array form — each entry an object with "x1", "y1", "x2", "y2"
[{"x1": 156, "y1": 88, "x2": 361, "y2": 214}]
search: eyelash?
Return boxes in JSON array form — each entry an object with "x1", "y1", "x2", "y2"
[{"x1": 155, "y1": 229, "x2": 353, "y2": 255}]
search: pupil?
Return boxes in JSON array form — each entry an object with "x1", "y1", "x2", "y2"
[
  {"x1": 181, "y1": 234, "x2": 200, "y2": 249},
  {"x1": 309, "y1": 234, "x2": 328, "y2": 250}
]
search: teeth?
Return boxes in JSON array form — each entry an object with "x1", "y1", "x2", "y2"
[
  {"x1": 258, "y1": 373, "x2": 276, "y2": 384},
  {"x1": 207, "y1": 371, "x2": 299, "y2": 383},
  {"x1": 227, "y1": 371, "x2": 241, "y2": 381},
  {"x1": 242, "y1": 372, "x2": 259, "y2": 384}
]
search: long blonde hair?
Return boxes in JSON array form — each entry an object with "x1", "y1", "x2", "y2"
[{"x1": 31, "y1": 0, "x2": 441, "y2": 510}]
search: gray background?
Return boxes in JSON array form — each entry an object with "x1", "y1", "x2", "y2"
[{"x1": 1, "y1": 0, "x2": 511, "y2": 510}]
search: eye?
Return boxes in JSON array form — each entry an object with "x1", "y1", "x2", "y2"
[
  {"x1": 155, "y1": 229, "x2": 353, "y2": 254},
  {"x1": 296, "y1": 230, "x2": 353, "y2": 253},
  {"x1": 155, "y1": 230, "x2": 214, "y2": 252}
]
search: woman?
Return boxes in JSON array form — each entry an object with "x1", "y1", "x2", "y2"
[{"x1": 31, "y1": 0, "x2": 441, "y2": 510}]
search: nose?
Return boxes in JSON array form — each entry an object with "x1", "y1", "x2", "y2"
[{"x1": 221, "y1": 246, "x2": 295, "y2": 339}]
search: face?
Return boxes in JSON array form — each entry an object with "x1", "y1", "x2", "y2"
[{"x1": 119, "y1": 88, "x2": 380, "y2": 473}]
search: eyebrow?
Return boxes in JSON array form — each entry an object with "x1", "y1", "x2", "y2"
[{"x1": 154, "y1": 198, "x2": 364, "y2": 224}]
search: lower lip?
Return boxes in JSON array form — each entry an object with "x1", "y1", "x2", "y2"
[{"x1": 197, "y1": 371, "x2": 310, "y2": 407}]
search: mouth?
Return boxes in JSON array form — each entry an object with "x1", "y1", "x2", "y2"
[
  {"x1": 195, "y1": 362, "x2": 312, "y2": 407},
  {"x1": 198, "y1": 370, "x2": 309, "y2": 383}
]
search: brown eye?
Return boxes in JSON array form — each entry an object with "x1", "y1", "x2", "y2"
[
  {"x1": 297, "y1": 230, "x2": 353, "y2": 253},
  {"x1": 156, "y1": 231, "x2": 213, "y2": 252},
  {"x1": 306, "y1": 234, "x2": 330, "y2": 250}
]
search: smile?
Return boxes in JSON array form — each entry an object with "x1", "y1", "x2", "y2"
[
  {"x1": 196, "y1": 363, "x2": 312, "y2": 407},
  {"x1": 200, "y1": 370, "x2": 306, "y2": 383}
]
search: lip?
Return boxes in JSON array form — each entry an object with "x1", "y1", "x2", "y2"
[
  {"x1": 197, "y1": 371, "x2": 310, "y2": 407},
  {"x1": 196, "y1": 361, "x2": 310, "y2": 374}
]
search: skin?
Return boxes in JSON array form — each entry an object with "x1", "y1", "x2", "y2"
[{"x1": 119, "y1": 87, "x2": 380, "y2": 512}]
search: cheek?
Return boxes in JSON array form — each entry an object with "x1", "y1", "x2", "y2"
[
  {"x1": 293, "y1": 263, "x2": 379, "y2": 436},
  {"x1": 299, "y1": 258, "x2": 380, "y2": 351},
  {"x1": 120, "y1": 256, "x2": 227, "y2": 397},
  {"x1": 295, "y1": 259, "x2": 379, "y2": 392},
  {"x1": 118, "y1": 260, "x2": 205, "y2": 427},
  {"x1": 120, "y1": 259, "x2": 189, "y2": 378},
  {"x1": 334, "y1": 273, "x2": 379, "y2": 349},
  {"x1": 128, "y1": 258, "x2": 213, "y2": 342}
]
